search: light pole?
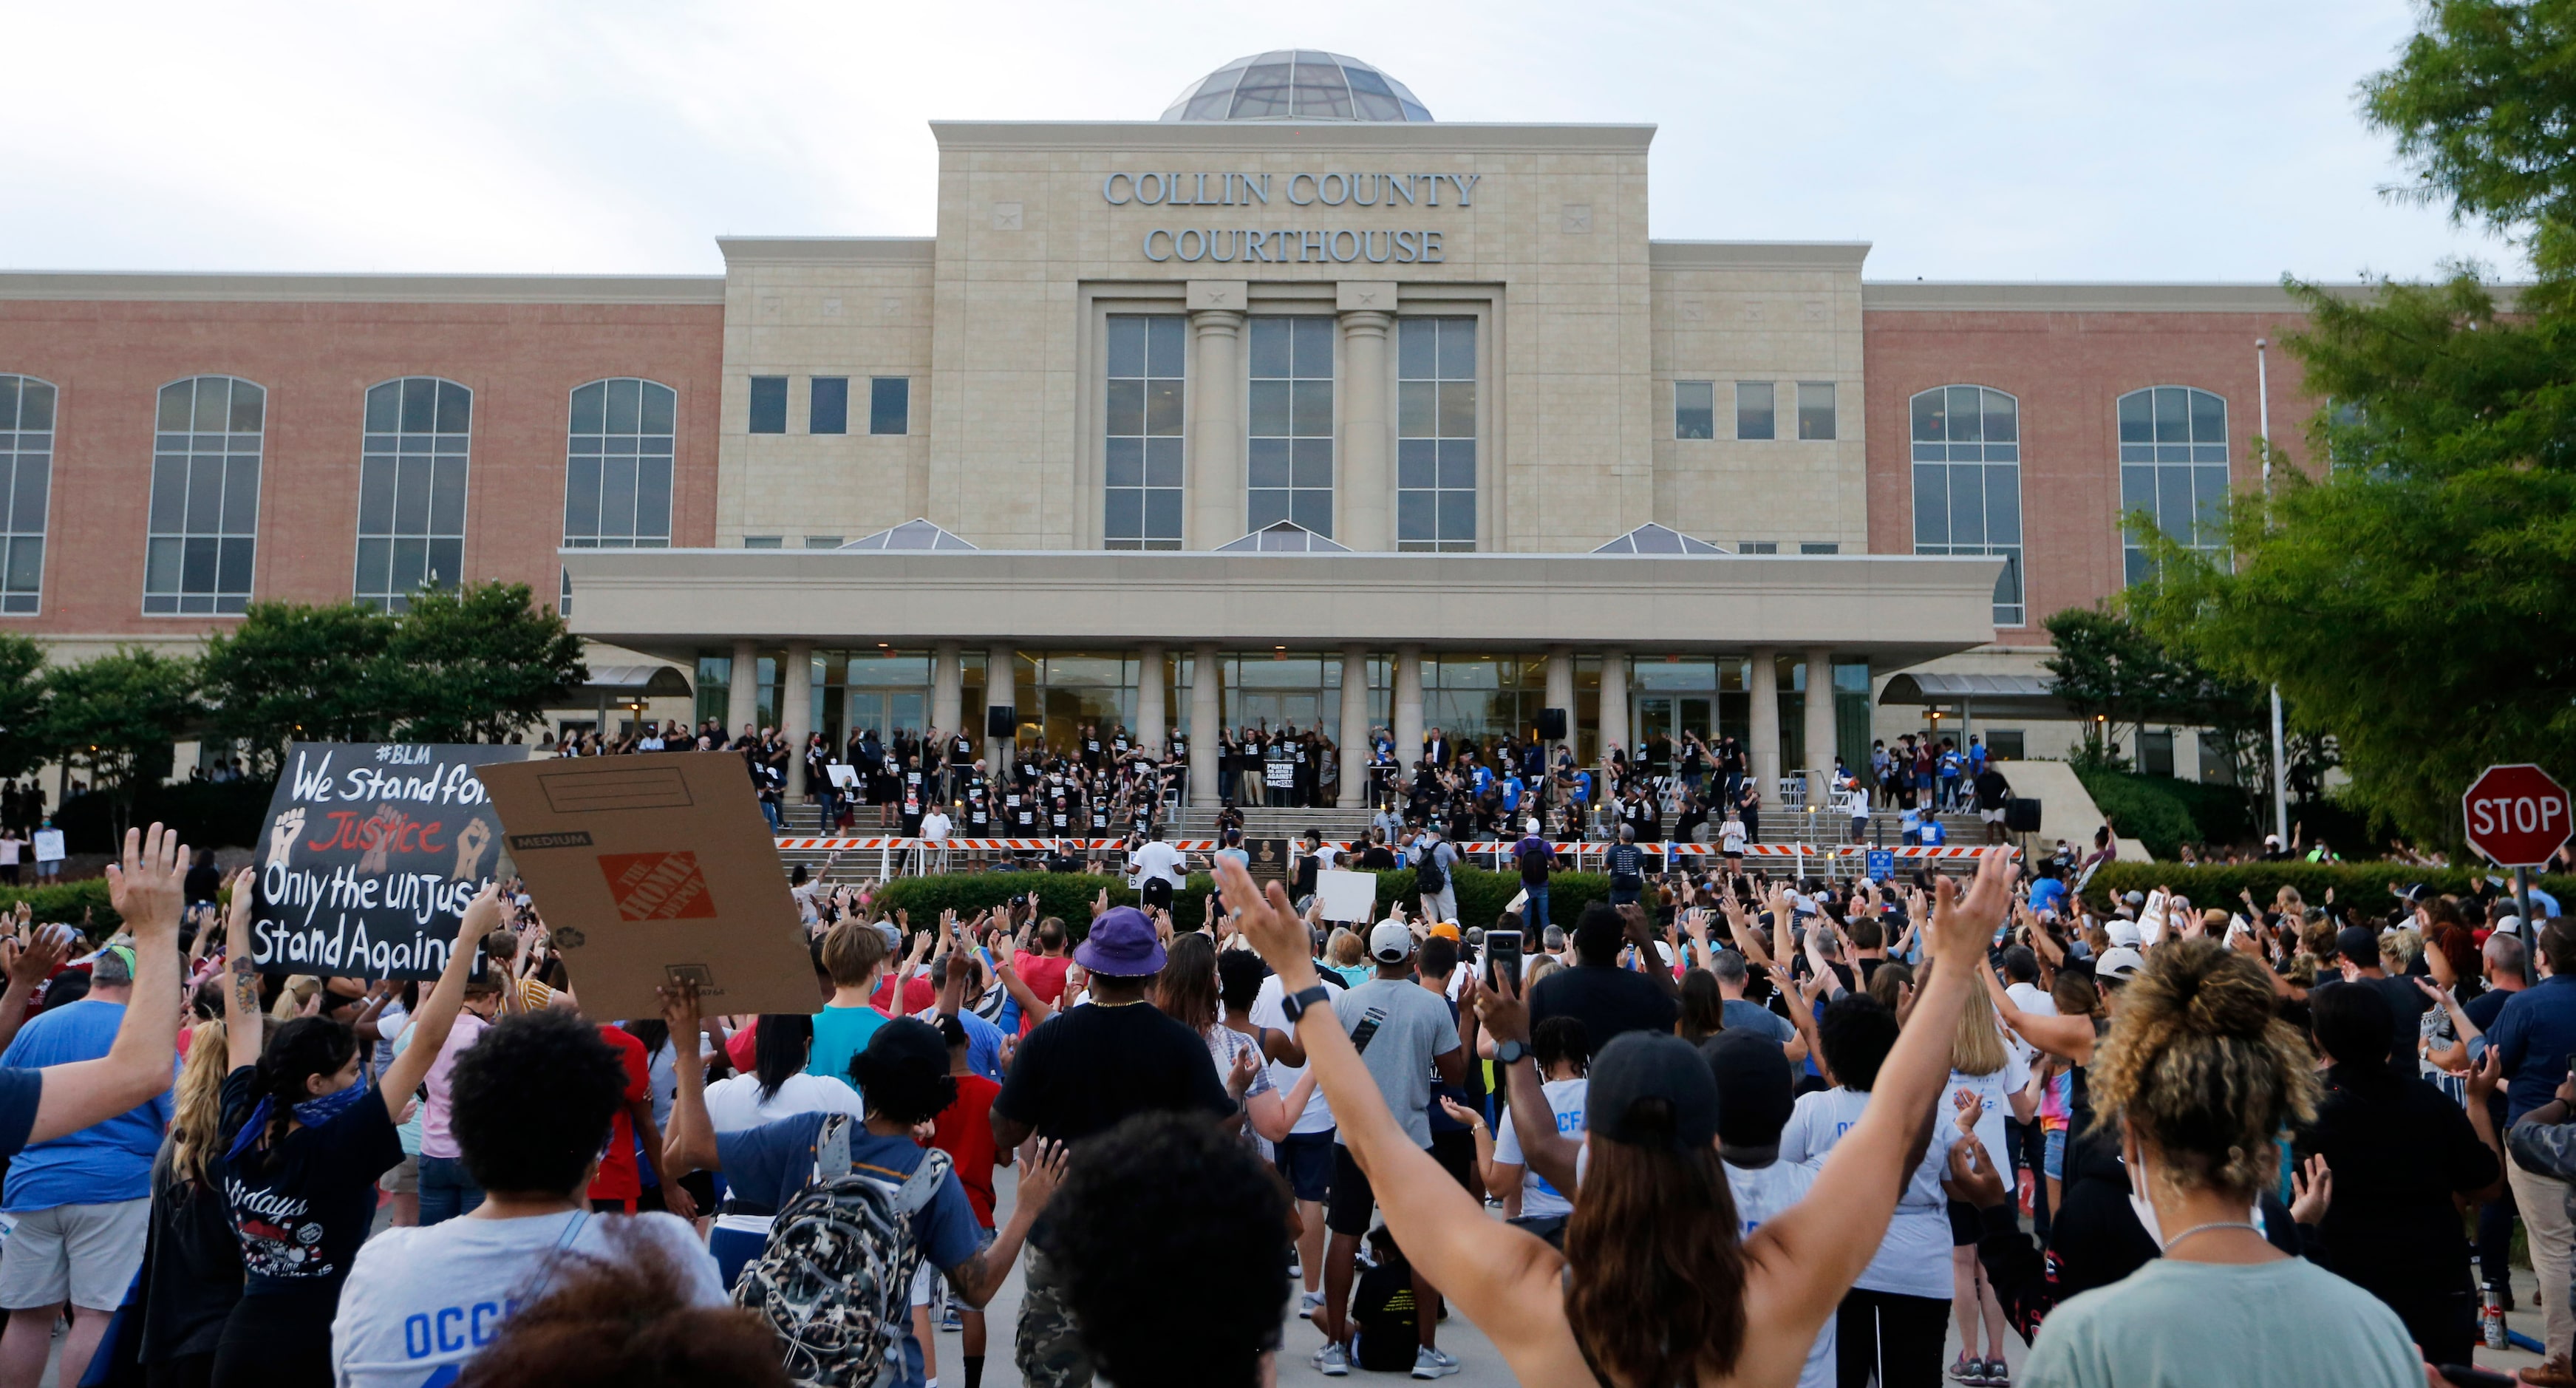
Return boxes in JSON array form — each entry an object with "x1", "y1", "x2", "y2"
[{"x1": 2255, "y1": 340, "x2": 2289, "y2": 846}]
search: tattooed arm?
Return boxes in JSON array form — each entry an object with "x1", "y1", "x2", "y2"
[
  {"x1": 223, "y1": 868, "x2": 265, "y2": 1070},
  {"x1": 942, "y1": 1138, "x2": 1065, "y2": 1307}
]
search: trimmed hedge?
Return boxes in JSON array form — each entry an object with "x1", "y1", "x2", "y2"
[
  {"x1": 2082, "y1": 861, "x2": 2576, "y2": 919},
  {"x1": 870, "y1": 860, "x2": 1612, "y2": 938},
  {"x1": 0, "y1": 880, "x2": 121, "y2": 932}
]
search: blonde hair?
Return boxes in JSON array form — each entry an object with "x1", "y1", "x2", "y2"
[
  {"x1": 1327, "y1": 928, "x2": 1364, "y2": 968},
  {"x1": 168, "y1": 1018, "x2": 234, "y2": 1188},
  {"x1": 2379, "y1": 927, "x2": 2423, "y2": 972},
  {"x1": 1524, "y1": 956, "x2": 1564, "y2": 990},
  {"x1": 2088, "y1": 939, "x2": 2317, "y2": 1200},
  {"x1": 1949, "y1": 975, "x2": 2010, "y2": 1077},
  {"x1": 819, "y1": 919, "x2": 887, "y2": 988}
]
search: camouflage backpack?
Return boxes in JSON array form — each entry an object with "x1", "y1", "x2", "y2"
[{"x1": 732, "y1": 1114, "x2": 952, "y2": 1388}]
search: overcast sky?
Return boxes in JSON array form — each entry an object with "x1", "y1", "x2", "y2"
[{"x1": 5, "y1": 0, "x2": 2518, "y2": 283}]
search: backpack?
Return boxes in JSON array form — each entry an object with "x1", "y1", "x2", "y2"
[
  {"x1": 1415, "y1": 843, "x2": 1448, "y2": 894},
  {"x1": 733, "y1": 1115, "x2": 953, "y2": 1388}
]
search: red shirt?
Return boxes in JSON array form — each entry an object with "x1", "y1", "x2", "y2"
[
  {"x1": 1013, "y1": 952, "x2": 1072, "y2": 1033},
  {"x1": 726, "y1": 1018, "x2": 760, "y2": 1074},
  {"x1": 870, "y1": 973, "x2": 936, "y2": 1016},
  {"x1": 586, "y1": 1025, "x2": 651, "y2": 1206},
  {"x1": 929, "y1": 1073, "x2": 1004, "y2": 1228}
]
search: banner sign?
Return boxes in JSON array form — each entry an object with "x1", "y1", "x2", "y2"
[
  {"x1": 474, "y1": 752, "x2": 822, "y2": 1022},
  {"x1": 254, "y1": 743, "x2": 522, "y2": 979}
]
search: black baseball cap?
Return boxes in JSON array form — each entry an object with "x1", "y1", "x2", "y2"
[
  {"x1": 2335, "y1": 925, "x2": 2377, "y2": 962},
  {"x1": 856, "y1": 1016, "x2": 949, "y2": 1078},
  {"x1": 1586, "y1": 1033, "x2": 1722, "y2": 1151},
  {"x1": 1700, "y1": 1031, "x2": 1793, "y2": 1152}
]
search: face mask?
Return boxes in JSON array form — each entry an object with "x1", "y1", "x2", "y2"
[{"x1": 2123, "y1": 1129, "x2": 2164, "y2": 1248}]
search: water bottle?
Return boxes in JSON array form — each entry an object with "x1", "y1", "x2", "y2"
[{"x1": 2484, "y1": 1282, "x2": 2508, "y2": 1350}]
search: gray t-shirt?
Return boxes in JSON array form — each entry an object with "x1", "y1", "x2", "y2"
[
  {"x1": 1330, "y1": 978, "x2": 1460, "y2": 1149},
  {"x1": 1720, "y1": 997, "x2": 1795, "y2": 1047},
  {"x1": 2022, "y1": 1255, "x2": 2422, "y2": 1388}
]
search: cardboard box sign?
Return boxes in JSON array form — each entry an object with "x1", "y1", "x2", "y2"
[
  {"x1": 476, "y1": 752, "x2": 822, "y2": 1022},
  {"x1": 252, "y1": 742, "x2": 522, "y2": 980}
]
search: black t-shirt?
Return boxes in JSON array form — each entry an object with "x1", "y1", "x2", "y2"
[
  {"x1": 1604, "y1": 843, "x2": 1646, "y2": 888},
  {"x1": 991, "y1": 1002, "x2": 1233, "y2": 1149},
  {"x1": 217, "y1": 1066, "x2": 403, "y2": 1293},
  {"x1": 1352, "y1": 1258, "x2": 1420, "y2": 1370},
  {"x1": 2317, "y1": 976, "x2": 2433, "y2": 1085},
  {"x1": 141, "y1": 1145, "x2": 242, "y2": 1359},
  {"x1": 1528, "y1": 965, "x2": 1680, "y2": 1051}
]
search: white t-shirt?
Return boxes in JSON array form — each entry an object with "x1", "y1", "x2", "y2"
[
  {"x1": 2003, "y1": 981, "x2": 2058, "y2": 1070},
  {"x1": 331, "y1": 1209, "x2": 723, "y2": 1388},
  {"x1": 1722, "y1": 820, "x2": 1747, "y2": 853},
  {"x1": 1249, "y1": 973, "x2": 1335, "y2": 1135},
  {"x1": 1493, "y1": 1077, "x2": 1587, "y2": 1219},
  {"x1": 921, "y1": 811, "x2": 953, "y2": 841},
  {"x1": 1131, "y1": 840, "x2": 1187, "y2": 888},
  {"x1": 1779, "y1": 1086, "x2": 1953, "y2": 1298},
  {"x1": 702, "y1": 1071, "x2": 868, "y2": 1132},
  {"x1": 0, "y1": 837, "x2": 21, "y2": 865},
  {"x1": 1725, "y1": 1157, "x2": 1835, "y2": 1388},
  {"x1": 1946, "y1": 1050, "x2": 2032, "y2": 1174}
]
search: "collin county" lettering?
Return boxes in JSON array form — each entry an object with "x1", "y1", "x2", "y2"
[{"x1": 1103, "y1": 171, "x2": 1478, "y2": 208}]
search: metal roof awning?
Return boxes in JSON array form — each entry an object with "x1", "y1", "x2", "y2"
[
  {"x1": 1878, "y1": 671, "x2": 2065, "y2": 716},
  {"x1": 577, "y1": 664, "x2": 694, "y2": 701}
]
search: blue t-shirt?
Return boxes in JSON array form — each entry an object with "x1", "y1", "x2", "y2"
[
  {"x1": 952, "y1": 1008, "x2": 1006, "y2": 1083},
  {"x1": 1720, "y1": 998, "x2": 1795, "y2": 1047},
  {"x1": 714, "y1": 1114, "x2": 985, "y2": 1388},
  {"x1": 807, "y1": 1005, "x2": 890, "y2": 1093},
  {"x1": 2490, "y1": 975, "x2": 2576, "y2": 1120},
  {"x1": 1919, "y1": 820, "x2": 1947, "y2": 846},
  {"x1": 0, "y1": 1068, "x2": 38, "y2": 1160},
  {"x1": 2029, "y1": 877, "x2": 2068, "y2": 916},
  {"x1": 1, "y1": 1000, "x2": 170, "y2": 1210}
]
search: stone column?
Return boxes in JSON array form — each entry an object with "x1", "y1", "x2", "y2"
[
  {"x1": 1190, "y1": 644, "x2": 1221, "y2": 806},
  {"x1": 1805, "y1": 647, "x2": 1839, "y2": 806},
  {"x1": 984, "y1": 644, "x2": 1017, "y2": 769},
  {"x1": 781, "y1": 642, "x2": 812, "y2": 798},
  {"x1": 1136, "y1": 644, "x2": 1166, "y2": 758},
  {"x1": 1749, "y1": 647, "x2": 1781, "y2": 812},
  {"x1": 930, "y1": 642, "x2": 962, "y2": 743},
  {"x1": 1393, "y1": 646, "x2": 1425, "y2": 780},
  {"x1": 726, "y1": 639, "x2": 757, "y2": 742},
  {"x1": 1187, "y1": 280, "x2": 1247, "y2": 549},
  {"x1": 1336, "y1": 282, "x2": 1397, "y2": 551},
  {"x1": 1598, "y1": 650, "x2": 1629, "y2": 765},
  {"x1": 1339, "y1": 644, "x2": 1371, "y2": 807},
  {"x1": 1544, "y1": 647, "x2": 1574, "y2": 759}
]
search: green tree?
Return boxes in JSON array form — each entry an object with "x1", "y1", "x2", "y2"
[
  {"x1": 198, "y1": 600, "x2": 406, "y2": 769},
  {"x1": 386, "y1": 581, "x2": 587, "y2": 743},
  {"x1": 2134, "y1": 1, "x2": 2576, "y2": 850},
  {"x1": 41, "y1": 647, "x2": 200, "y2": 836},
  {"x1": 2040, "y1": 607, "x2": 2193, "y2": 769},
  {"x1": 0, "y1": 633, "x2": 50, "y2": 780}
]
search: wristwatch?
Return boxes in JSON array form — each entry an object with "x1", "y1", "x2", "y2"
[
  {"x1": 1279, "y1": 984, "x2": 1333, "y2": 1024},
  {"x1": 1493, "y1": 1038, "x2": 1530, "y2": 1066}
]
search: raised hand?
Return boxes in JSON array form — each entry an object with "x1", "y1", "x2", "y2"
[
  {"x1": 7, "y1": 923, "x2": 71, "y2": 989},
  {"x1": 1213, "y1": 857, "x2": 1314, "y2": 988},
  {"x1": 657, "y1": 976, "x2": 703, "y2": 1041},
  {"x1": 1941, "y1": 1134, "x2": 2009, "y2": 1208},
  {"x1": 1927, "y1": 850, "x2": 2014, "y2": 965},
  {"x1": 1468, "y1": 972, "x2": 1530, "y2": 1047},
  {"x1": 2289, "y1": 1153, "x2": 2333, "y2": 1225},
  {"x1": 1016, "y1": 1137, "x2": 1071, "y2": 1211},
  {"x1": 106, "y1": 825, "x2": 188, "y2": 947}
]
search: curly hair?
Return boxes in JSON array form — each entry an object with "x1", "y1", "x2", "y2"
[
  {"x1": 457, "y1": 1222, "x2": 787, "y2": 1388},
  {"x1": 2085, "y1": 939, "x2": 2317, "y2": 1200},
  {"x1": 1049, "y1": 1112, "x2": 1288, "y2": 1388},
  {"x1": 451, "y1": 1011, "x2": 632, "y2": 1197}
]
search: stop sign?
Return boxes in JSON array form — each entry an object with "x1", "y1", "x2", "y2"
[{"x1": 2464, "y1": 763, "x2": 2573, "y2": 868}]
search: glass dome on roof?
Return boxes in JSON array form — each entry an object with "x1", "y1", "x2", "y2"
[{"x1": 1161, "y1": 52, "x2": 1432, "y2": 123}]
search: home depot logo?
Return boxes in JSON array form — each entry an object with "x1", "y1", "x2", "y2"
[{"x1": 597, "y1": 851, "x2": 718, "y2": 921}]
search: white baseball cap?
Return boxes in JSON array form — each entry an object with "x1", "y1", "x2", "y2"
[
  {"x1": 1369, "y1": 919, "x2": 1415, "y2": 964},
  {"x1": 2106, "y1": 921, "x2": 2143, "y2": 949},
  {"x1": 2096, "y1": 946, "x2": 2147, "y2": 982}
]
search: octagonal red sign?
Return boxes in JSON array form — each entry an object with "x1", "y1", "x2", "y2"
[{"x1": 2464, "y1": 764, "x2": 2573, "y2": 868}]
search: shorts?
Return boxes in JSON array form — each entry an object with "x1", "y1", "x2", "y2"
[
  {"x1": 0, "y1": 1197, "x2": 151, "y2": 1310},
  {"x1": 1326, "y1": 1143, "x2": 1380, "y2": 1238},
  {"x1": 1142, "y1": 877, "x2": 1173, "y2": 911},
  {"x1": 1947, "y1": 1197, "x2": 1981, "y2": 1248},
  {"x1": 1275, "y1": 1129, "x2": 1335, "y2": 1203},
  {"x1": 1419, "y1": 886, "x2": 1457, "y2": 922},
  {"x1": 1980, "y1": 809, "x2": 2006, "y2": 823},
  {"x1": 377, "y1": 1153, "x2": 420, "y2": 1195},
  {"x1": 2043, "y1": 1129, "x2": 2067, "y2": 1181}
]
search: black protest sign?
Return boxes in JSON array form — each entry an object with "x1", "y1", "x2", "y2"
[{"x1": 253, "y1": 742, "x2": 522, "y2": 979}]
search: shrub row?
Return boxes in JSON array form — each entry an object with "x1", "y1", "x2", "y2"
[
  {"x1": 2082, "y1": 861, "x2": 2575, "y2": 920},
  {"x1": 870, "y1": 861, "x2": 1615, "y2": 939}
]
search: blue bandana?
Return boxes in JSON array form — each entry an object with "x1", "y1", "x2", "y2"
[{"x1": 225, "y1": 1074, "x2": 371, "y2": 1161}]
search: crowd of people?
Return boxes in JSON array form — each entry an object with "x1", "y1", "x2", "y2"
[{"x1": 9, "y1": 814, "x2": 2576, "y2": 1387}]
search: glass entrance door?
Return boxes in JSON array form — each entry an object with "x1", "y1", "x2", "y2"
[
  {"x1": 1634, "y1": 695, "x2": 1714, "y2": 745},
  {"x1": 843, "y1": 690, "x2": 927, "y2": 745}
]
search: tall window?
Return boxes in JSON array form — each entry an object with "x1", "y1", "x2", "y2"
[
  {"x1": 2118, "y1": 386, "x2": 2229, "y2": 584},
  {"x1": 355, "y1": 378, "x2": 471, "y2": 611},
  {"x1": 870, "y1": 378, "x2": 910, "y2": 435},
  {"x1": 146, "y1": 375, "x2": 263, "y2": 615},
  {"x1": 1797, "y1": 382, "x2": 1836, "y2": 440},
  {"x1": 1735, "y1": 381, "x2": 1774, "y2": 440},
  {"x1": 1105, "y1": 315, "x2": 1185, "y2": 550},
  {"x1": 1909, "y1": 384, "x2": 2025, "y2": 626},
  {"x1": 565, "y1": 378, "x2": 678, "y2": 551},
  {"x1": 1674, "y1": 381, "x2": 1714, "y2": 439},
  {"x1": 0, "y1": 377, "x2": 53, "y2": 613},
  {"x1": 748, "y1": 377, "x2": 786, "y2": 434},
  {"x1": 1248, "y1": 316, "x2": 1335, "y2": 534},
  {"x1": 810, "y1": 378, "x2": 848, "y2": 435},
  {"x1": 1397, "y1": 316, "x2": 1476, "y2": 551}
]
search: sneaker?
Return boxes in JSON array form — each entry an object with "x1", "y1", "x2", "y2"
[
  {"x1": 1411, "y1": 1346, "x2": 1461, "y2": 1380},
  {"x1": 1312, "y1": 1341, "x2": 1349, "y2": 1378},
  {"x1": 1949, "y1": 1355, "x2": 1988, "y2": 1387},
  {"x1": 1288, "y1": 1256, "x2": 1303, "y2": 1281},
  {"x1": 1299, "y1": 1290, "x2": 1325, "y2": 1320},
  {"x1": 1983, "y1": 1358, "x2": 2011, "y2": 1388},
  {"x1": 938, "y1": 1304, "x2": 963, "y2": 1333}
]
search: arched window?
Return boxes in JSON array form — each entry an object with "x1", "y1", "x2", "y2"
[
  {"x1": 565, "y1": 378, "x2": 677, "y2": 548},
  {"x1": 146, "y1": 375, "x2": 264, "y2": 615},
  {"x1": 1909, "y1": 385, "x2": 2024, "y2": 625},
  {"x1": 0, "y1": 377, "x2": 54, "y2": 614},
  {"x1": 355, "y1": 378, "x2": 472, "y2": 611},
  {"x1": 2116, "y1": 386, "x2": 2229, "y2": 583}
]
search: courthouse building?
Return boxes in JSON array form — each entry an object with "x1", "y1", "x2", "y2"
[{"x1": 0, "y1": 51, "x2": 2326, "y2": 806}]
